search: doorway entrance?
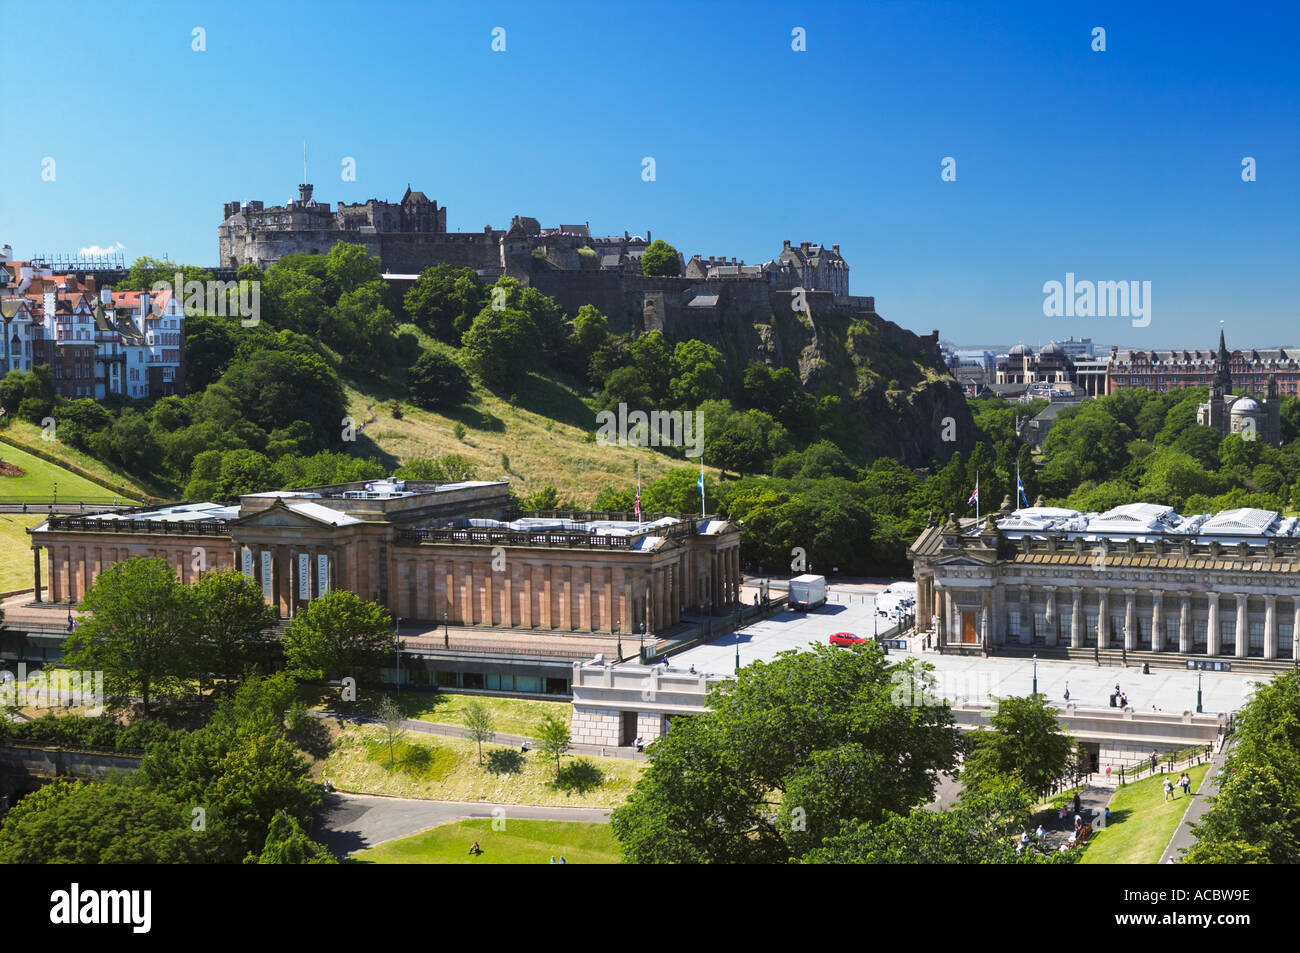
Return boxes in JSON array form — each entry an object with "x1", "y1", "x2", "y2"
[
  {"x1": 961, "y1": 610, "x2": 978, "y2": 644},
  {"x1": 620, "y1": 711, "x2": 637, "y2": 746}
]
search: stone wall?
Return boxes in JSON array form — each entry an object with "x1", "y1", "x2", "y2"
[{"x1": 571, "y1": 705, "x2": 622, "y2": 747}]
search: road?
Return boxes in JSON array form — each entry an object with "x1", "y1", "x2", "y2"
[{"x1": 314, "y1": 791, "x2": 611, "y2": 857}]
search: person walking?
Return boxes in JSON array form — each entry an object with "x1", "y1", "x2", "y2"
[
  {"x1": 1163, "y1": 778, "x2": 1174, "y2": 802},
  {"x1": 1063, "y1": 681, "x2": 1070, "y2": 702},
  {"x1": 1180, "y1": 772, "x2": 1191, "y2": 796},
  {"x1": 1150, "y1": 750, "x2": 1159, "y2": 772}
]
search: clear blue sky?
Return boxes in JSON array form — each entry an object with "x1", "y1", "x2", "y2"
[{"x1": 2, "y1": 0, "x2": 1296, "y2": 347}]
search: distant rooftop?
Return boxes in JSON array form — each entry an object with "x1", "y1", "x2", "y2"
[{"x1": 993, "y1": 504, "x2": 1297, "y2": 542}]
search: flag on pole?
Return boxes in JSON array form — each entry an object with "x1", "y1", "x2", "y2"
[
  {"x1": 1016, "y1": 462, "x2": 1028, "y2": 508},
  {"x1": 635, "y1": 463, "x2": 642, "y2": 522},
  {"x1": 698, "y1": 459, "x2": 706, "y2": 517},
  {"x1": 967, "y1": 478, "x2": 979, "y2": 507}
]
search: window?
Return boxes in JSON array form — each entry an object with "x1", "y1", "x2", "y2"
[
  {"x1": 1165, "y1": 617, "x2": 1180, "y2": 651},
  {"x1": 1059, "y1": 608, "x2": 1073, "y2": 639},
  {"x1": 1033, "y1": 612, "x2": 1048, "y2": 644},
  {"x1": 1085, "y1": 614, "x2": 1098, "y2": 646},
  {"x1": 1249, "y1": 621, "x2": 1265, "y2": 657},
  {"x1": 1220, "y1": 618, "x2": 1235, "y2": 654},
  {"x1": 1281, "y1": 623, "x2": 1294, "y2": 657},
  {"x1": 1193, "y1": 619, "x2": 1208, "y2": 648},
  {"x1": 1007, "y1": 608, "x2": 1020, "y2": 638}
]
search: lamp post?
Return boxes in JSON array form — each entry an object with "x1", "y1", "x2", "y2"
[
  {"x1": 1196, "y1": 669, "x2": 1203, "y2": 714},
  {"x1": 1032, "y1": 653, "x2": 1038, "y2": 696},
  {"x1": 735, "y1": 634, "x2": 740, "y2": 675},
  {"x1": 1121, "y1": 625, "x2": 1128, "y2": 668},
  {"x1": 394, "y1": 617, "x2": 403, "y2": 696},
  {"x1": 615, "y1": 619, "x2": 622, "y2": 662},
  {"x1": 443, "y1": 611, "x2": 449, "y2": 650},
  {"x1": 639, "y1": 623, "x2": 645, "y2": 664}
]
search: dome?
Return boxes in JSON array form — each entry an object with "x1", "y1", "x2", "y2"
[
  {"x1": 1008, "y1": 343, "x2": 1031, "y2": 356},
  {"x1": 1230, "y1": 397, "x2": 1260, "y2": 414},
  {"x1": 1039, "y1": 341, "x2": 1065, "y2": 357}
]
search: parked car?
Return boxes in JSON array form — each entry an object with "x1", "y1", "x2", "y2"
[{"x1": 829, "y1": 632, "x2": 865, "y2": 646}]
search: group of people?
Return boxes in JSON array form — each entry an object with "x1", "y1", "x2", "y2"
[
  {"x1": 1163, "y1": 772, "x2": 1193, "y2": 802},
  {"x1": 1110, "y1": 682, "x2": 1130, "y2": 708}
]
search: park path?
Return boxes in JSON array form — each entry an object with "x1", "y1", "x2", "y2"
[
  {"x1": 312, "y1": 708, "x2": 648, "y2": 761},
  {"x1": 1037, "y1": 785, "x2": 1113, "y2": 850},
  {"x1": 314, "y1": 791, "x2": 611, "y2": 858},
  {"x1": 1160, "y1": 743, "x2": 1231, "y2": 864}
]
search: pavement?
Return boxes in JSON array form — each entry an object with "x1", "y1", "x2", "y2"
[
  {"x1": 314, "y1": 791, "x2": 611, "y2": 858},
  {"x1": 1160, "y1": 744, "x2": 1231, "y2": 863},
  {"x1": 669, "y1": 590, "x2": 1265, "y2": 716}
]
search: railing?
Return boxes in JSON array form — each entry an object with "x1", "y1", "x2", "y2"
[
  {"x1": 42, "y1": 516, "x2": 232, "y2": 536},
  {"x1": 397, "y1": 527, "x2": 638, "y2": 548}
]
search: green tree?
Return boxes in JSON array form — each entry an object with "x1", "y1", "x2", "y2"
[
  {"x1": 250, "y1": 811, "x2": 337, "y2": 864},
  {"x1": 0, "y1": 779, "x2": 214, "y2": 864},
  {"x1": 282, "y1": 590, "x2": 394, "y2": 683},
  {"x1": 463, "y1": 700, "x2": 496, "y2": 765},
  {"x1": 669, "y1": 339, "x2": 724, "y2": 408},
  {"x1": 376, "y1": 695, "x2": 406, "y2": 768},
  {"x1": 961, "y1": 694, "x2": 1076, "y2": 796},
  {"x1": 640, "y1": 239, "x2": 682, "y2": 277},
  {"x1": 63, "y1": 557, "x2": 195, "y2": 717},
  {"x1": 804, "y1": 780, "x2": 1067, "y2": 864},
  {"x1": 403, "y1": 264, "x2": 485, "y2": 344},
  {"x1": 406, "y1": 349, "x2": 471, "y2": 409},
  {"x1": 536, "y1": 713, "x2": 572, "y2": 777},
  {"x1": 461, "y1": 307, "x2": 542, "y2": 389},
  {"x1": 187, "y1": 570, "x2": 278, "y2": 692},
  {"x1": 1184, "y1": 669, "x2": 1300, "y2": 864},
  {"x1": 611, "y1": 646, "x2": 961, "y2": 863}
]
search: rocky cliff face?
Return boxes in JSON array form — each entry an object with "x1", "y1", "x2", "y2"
[{"x1": 524, "y1": 263, "x2": 974, "y2": 467}]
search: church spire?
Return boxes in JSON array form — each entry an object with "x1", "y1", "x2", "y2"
[{"x1": 1213, "y1": 323, "x2": 1232, "y2": 396}]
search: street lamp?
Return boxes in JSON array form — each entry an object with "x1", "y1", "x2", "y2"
[
  {"x1": 1121, "y1": 625, "x2": 1128, "y2": 668},
  {"x1": 443, "y1": 611, "x2": 449, "y2": 649},
  {"x1": 394, "y1": 616, "x2": 403, "y2": 696},
  {"x1": 638, "y1": 623, "x2": 645, "y2": 664},
  {"x1": 1032, "y1": 653, "x2": 1038, "y2": 696},
  {"x1": 1196, "y1": 669, "x2": 1203, "y2": 714},
  {"x1": 615, "y1": 619, "x2": 622, "y2": 662}
]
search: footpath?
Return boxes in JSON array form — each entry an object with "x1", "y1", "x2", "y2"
[{"x1": 1159, "y1": 743, "x2": 1231, "y2": 864}]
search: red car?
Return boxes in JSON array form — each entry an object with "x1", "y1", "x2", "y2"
[{"x1": 829, "y1": 632, "x2": 865, "y2": 647}]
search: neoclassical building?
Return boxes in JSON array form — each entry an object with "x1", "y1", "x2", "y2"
[
  {"x1": 909, "y1": 501, "x2": 1300, "y2": 662},
  {"x1": 28, "y1": 479, "x2": 742, "y2": 638}
]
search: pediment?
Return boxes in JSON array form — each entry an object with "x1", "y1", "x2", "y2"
[{"x1": 234, "y1": 500, "x2": 347, "y2": 530}]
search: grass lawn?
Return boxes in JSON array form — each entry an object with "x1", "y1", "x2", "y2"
[
  {"x1": 0, "y1": 440, "x2": 138, "y2": 504},
  {"x1": 0, "y1": 514, "x2": 43, "y2": 591},
  {"x1": 322, "y1": 723, "x2": 642, "y2": 808},
  {"x1": 1080, "y1": 764, "x2": 1210, "y2": 865},
  {"x1": 350, "y1": 818, "x2": 620, "y2": 864},
  {"x1": 2, "y1": 421, "x2": 160, "y2": 499},
  {"x1": 411, "y1": 693, "x2": 571, "y2": 736}
]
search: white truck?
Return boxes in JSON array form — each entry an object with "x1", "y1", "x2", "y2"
[{"x1": 787, "y1": 574, "x2": 827, "y2": 611}]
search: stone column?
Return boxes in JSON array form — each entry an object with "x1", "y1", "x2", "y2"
[
  {"x1": 1019, "y1": 587, "x2": 1031, "y2": 645},
  {"x1": 33, "y1": 549, "x2": 42, "y2": 603},
  {"x1": 1124, "y1": 589, "x2": 1136, "y2": 651},
  {"x1": 1098, "y1": 589, "x2": 1110, "y2": 648},
  {"x1": 1179, "y1": 593, "x2": 1191, "y2": 654},
  {"x1": 1235, "y1": 596, "x2": 1248, "y2": 658},
  {"x1": 1071, "y1": 587, "x2": 1082, "y2": 648},
  {"x1": 1044, "y1": 586, "x2": 1057, "y2": 647},
  {"x1": 1152, "y1": 592, "x2": 1164, "y2": 652},
  {"x1": 581, "y1": 568, "x2": 593, "y2": 631},
  {"x1": 936, "y1": 585, "x2": 947, "y2": 647},
  {"x1": 1208, "y1": 595, "x2": 1220, "y2": 656},
  {"x1": 1264, "y1": 595, "x2": 1277, "y2": 660}
]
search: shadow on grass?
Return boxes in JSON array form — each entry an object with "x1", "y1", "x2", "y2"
[
  {"x1": 553, "y1": 758, "x2": 604, "y2": 796},
  {"x1": 485, "y1": 747, "x2": 525, "y2": 775},
  {"x1": 445, "y1": 401, "x2": 505, "y2": 433},
  {"x1": 288, "y1": 714, "x2": 333, "y2": 760}
]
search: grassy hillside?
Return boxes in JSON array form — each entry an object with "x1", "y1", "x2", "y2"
[
  {"x1": 0, "y1": 420, "x2": 160, "y2": 500},
  {"x1": 0, "y1": 439, "x2": 143, "y2": 505},
  {"x1": 343, "y1": 362, "x2": 719, "y2": 506}
]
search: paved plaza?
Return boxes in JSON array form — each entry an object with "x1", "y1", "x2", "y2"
[{"x1": 671, "y1": 585, "x2": 1267, "y2": 716}]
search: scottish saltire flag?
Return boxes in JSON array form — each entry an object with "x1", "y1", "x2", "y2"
[
  {"x1": 1017, "y1": 474, "x2": 1028, "y2": 507},
  {"x1": 635, "y1": 466, "x2": 642, "y2": 522},
  {"x1": 697, "y1": 464, "x2": 705, "y2": 513}
]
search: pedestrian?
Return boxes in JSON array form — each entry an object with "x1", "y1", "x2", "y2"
[
  {"x1": 1073, "y1": 793, "x2": 1081, "y2": 817},
  {"x1": 1035, "y1": 824, "x2": 1045, "y2": 840},
  {"x1": 1020, "y1": 830, "x2": 1030, "y2": 848},
  {"x1": 1115, "y1": 682, "x2": 1121, "y2": 697},
  {"x1": 1163, "y1": 778, "x2": 1174, "y2": 802},
  {"x1": 1059, "y1": 804, "x2": 1069, "y2": 824},
  {"x1": 1063, "y1": 681, "x2": 1070, "y2": 701},
  {"x1": 1104, "y1": 806, "x2": 1112, "y2": 825},
  {"x1": 559, "y1": 856, "x2": 567, "y2": 865},
  {"x1": 1150, "y1": 750, "x2": 1158, "y2": 772},
  {"x1": 549, "y1": 856, "x2": 555, "y2": 864},
  {"x1": 1180, "y1": 772, "x2": 1191, "y2": 795},
  {"x1": 635, "y1": 735, "x2": 644, "y2": 753}
]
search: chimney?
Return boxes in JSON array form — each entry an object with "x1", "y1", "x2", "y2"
[
  {"x1": 832, "y1": 244, "x2": 840, "y2": 254},
  {"x1": 85, "y1": 276, "x2": 97, "y2": 294},
  {"x1": 647, "y1": 230, "x2": 651, "y2": 243},
  {"x1": 783, "y1": 239, "x2": 791, "y2": 249},
  {"x1": 800, "y1": 241, "x2": 810, "y2": 250},
  {"x1": 0, "y1": 244, "x2": 11, "y2": 261}
]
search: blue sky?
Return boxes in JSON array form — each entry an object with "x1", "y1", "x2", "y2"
[{"x1": 2, "y1": 0, "x2": 1296, "y2": 347}]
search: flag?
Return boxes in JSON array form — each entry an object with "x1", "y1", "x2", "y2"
[
  {"x1": 967, "y1": 477, "x2": 979, "y2": 507},
  {"x1": 635, "y1": 464, "x2": 642, "y2": 522},
  {"x1": 1016, "y1": 464, "x2": 1028, "y2": 507},
  {"x1": 697, "y1": 461, "x2": 706, "y2": 516}
]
